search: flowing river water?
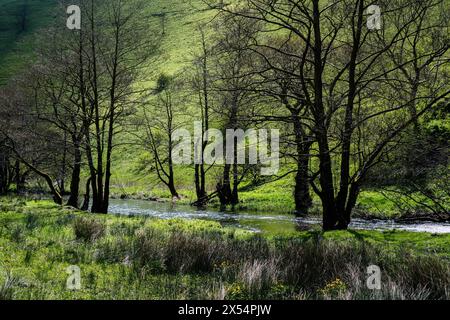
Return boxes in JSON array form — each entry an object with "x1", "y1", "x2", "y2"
[{"x1": 108, "y1": 199, "x2": 450, "y2": 234}]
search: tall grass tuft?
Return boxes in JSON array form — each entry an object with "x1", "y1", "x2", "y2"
[
  {"x1": 121, "y1": 226, "x2": 450, "y2": 299},
  {"x1": 73, "y1": 217, "x2": 106, "y2": 242},
  {"x1": 0, "y1": 271, "x2": 18, "y2": 300}
]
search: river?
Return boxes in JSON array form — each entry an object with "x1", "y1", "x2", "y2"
[{"x1": 108, "y1": 199, "x2": 450, "y2": 234}]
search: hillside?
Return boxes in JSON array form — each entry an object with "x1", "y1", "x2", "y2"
[
  {"x1": 0, "y1": 0, "x2": 57, "y2": 84},
  {"x1": 0, "y1": 0, "x2": 213, "y2": 81},
  {"x1": 0, "y1": 0, "x2": 447, "y2": 219},
  {"x1": 0, "y1": 0, "x2": 221, "y2": 200}
]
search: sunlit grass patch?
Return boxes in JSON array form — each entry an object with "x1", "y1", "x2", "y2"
[{"x1": 0, "y1": 198, "x2": 449, "y2": 300}]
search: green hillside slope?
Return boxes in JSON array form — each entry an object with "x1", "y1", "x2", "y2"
[
  {"x1": 0, "y1": 0, "x2": 57, "y2": 84},
  {"x1": 1, "y1": 0, "x2": 444, "y2": 218}
]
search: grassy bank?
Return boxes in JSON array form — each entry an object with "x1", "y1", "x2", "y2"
[{"x1": 0, "y1": 198, "x2": 449, "y2": 300}]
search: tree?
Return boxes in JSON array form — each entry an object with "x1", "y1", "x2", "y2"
[
  {"x1": 191, "y1": 26, "x2": 212, "y2": 206},
  {"x1": 28, "y1": 31, "x2": 88, "y2": 208},
  {"x1": 75, "y1": 0, "x2": 157, "y2": 213},
  {"x1": 250, "y1": 37, "x2": 315, "y2": 215},
  {"x1": 209, "y1": 13, "x2": 261, "y2": 207},
  {"x1": 217, "y1": 0, "x2": 449, "y2": 229},
  {"x1": 0, "y1": 81, "x2": 64, "y2": 204},
  {"x1": 136, "y1": 74, "x2": 183, "y2": 199}
]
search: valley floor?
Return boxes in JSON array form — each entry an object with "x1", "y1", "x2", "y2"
[{"x1": 0, "y1": 197, "x2": 449, "y2": 300}]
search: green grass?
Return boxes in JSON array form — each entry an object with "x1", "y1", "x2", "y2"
[
  {"x1": 0, "y1": 198, "x2": 249, "y2": 299},
  {"x1": 0, "y1": 198, "x2": 449, "y2": 300}
]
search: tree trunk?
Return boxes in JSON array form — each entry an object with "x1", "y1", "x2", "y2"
[
  {"x1": 14, "y1": 160, "x2": 22, "y2": 193},
  {"x1": 0, "y1": 150, "x2": 10, "y2": 195},
  {"x1": 344, "y1": 182, "x2": 360, "y2": 227},
  {"x1": 291, "y1": 111, "x2": 313, "y2": 216},
  {"x1": 168, "y1": 177, "x2": 179, "y2": 199},
  {"x1": 67, "y1": 141, "x2": 82, "y2": 208},
  {"x1": 334, "y1": 0, "x2": 364, "y2": 229},
  {"x1": 231, "y1": 162, "x2": 239, "y2": 206},
  {"x1": 81, "y1": 177, "x2": 91, "y2": 211},
  {"x1": 294, "y1": 155, "x2": 312, "y2": 215},
  {"x1": 312, "y1": 0, "x2": 338, "y2": 231},
  {"x1": 195, "y1": 30, "x2": 210, "y2": 207},
  {"x1": 195, "y1": 164, "x2": 201, "y2": 199},
  {"x1": 219, "y1": 164, "x2": 233, "y2": 206},
  {"x1": 59, "y1": 132, "x2": 68, "y2": 195},
  {"x1": 90, "y1": 0, "x2": 104, "y2": 214},
  {"x1": 194, "y1": 163, "x2": 207, "y2": 206}
]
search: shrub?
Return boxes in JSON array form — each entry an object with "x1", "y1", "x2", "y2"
[
  {"x1": 165, "y1": 231, "x2": 221, "y2": 273},
  {"x1": 131, "y1": 228, "x2": 166, "y2": 273},
  {"x1": 73, "y1": 217, "x2": 106, "y2": 242}
]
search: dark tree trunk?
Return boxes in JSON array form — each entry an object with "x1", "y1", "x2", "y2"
[
  {"x1": 195, "y1": 164, "x2": 201, "y2": 198},
  {"x1": 168, "y1": 178, "x2": 179, "y2": 199},
  {"x1": 89, "y1": 0, "x2": 105, "y2": 214},
  {"x1": 344, "y1": 182, "x2": 360, "y2": 227},
  {"x1": 231, "y1": 162, "x2": 239, "y2": 206},
  {"x1": 334, "y1": 0, "x2": 364, "y2": 230},
  {"x1": 0, "y1": 149, "x2": 10, "y2": 195},
  {"x1": 291, "y1": 110, "x2": 313, "y2": 216},
  {"x1": 59, "y1": 132, "x2": 68, "y2": 196},
  {"x1": 14, "y1": 160, "x2": 23, "y2": 193},
  {"x1": 86, "y1": 147, "x2": 100, "y2": 213},
  {"x1": 81, "y1": 177, "x2": 91, "y2": 211},
  {"x1": 294, "y1": 155, "x2": 312, "y2": 215},
  {"x1": 220, "y1": 96, "x2": 239, "y2": 207},
  {"x1": 167, "y1": 122, "x2": 179, "y2": 200},
  {"x1": 67, "y1": 141, "x2": 82, "y2": 208},
  {"x1": 200, "y1": 164, "x2": 206, "y2": 201},
  {"x1": 219, "y1": 164, "x2": 233, "y2": 206},
  {"x1": 194, "y1": 29, "x2": 210, "y2": 207},
  {"x1": 312, "y1": 0, "x2": 338, "y2": 231},
  {"x1": 194, "y1": 164, "x2": 207, "y2": 206}
]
